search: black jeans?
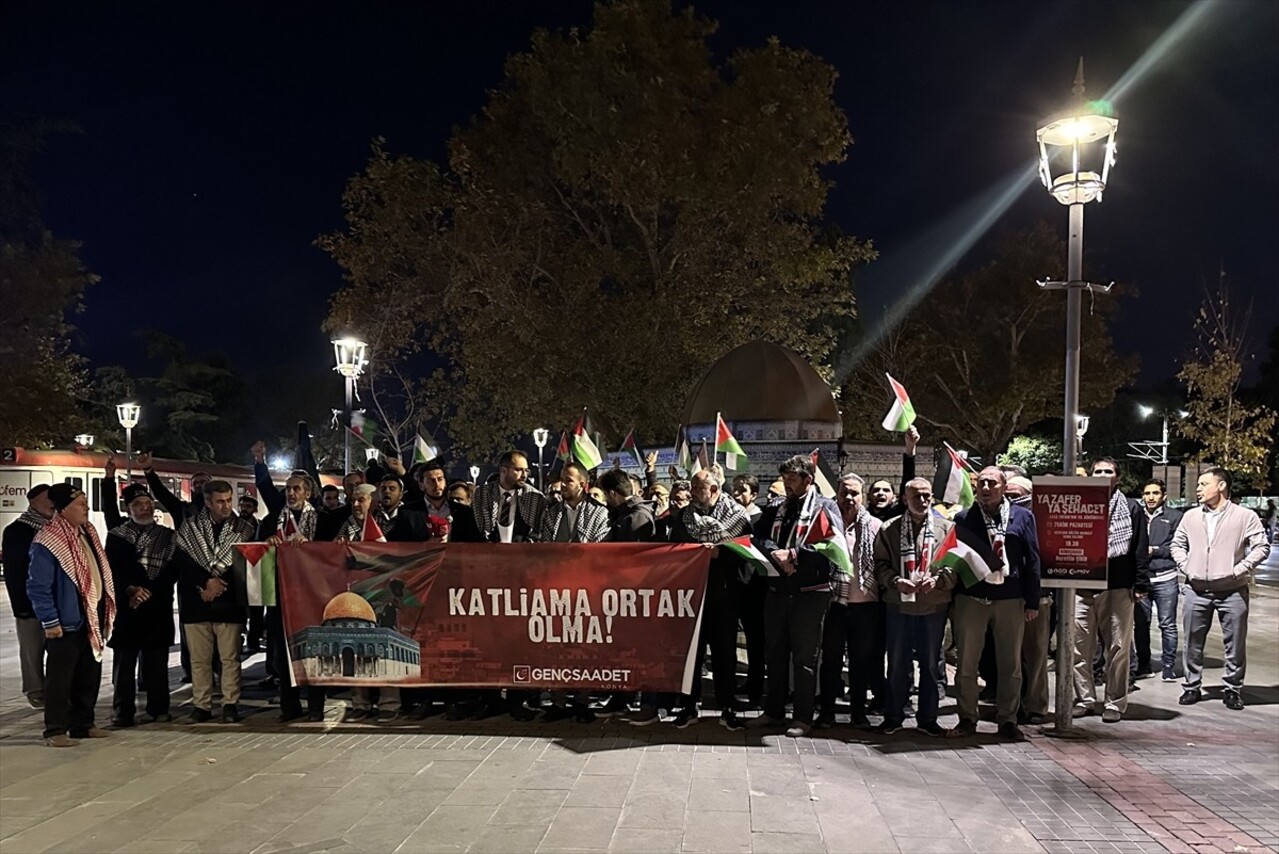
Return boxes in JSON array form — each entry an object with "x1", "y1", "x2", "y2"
[
  {"x1": 266, "y1": 606, "x2": 324, "y2": 716},
  {"x1": 764, "y1": 589, "x2": 831, "y2": 724},
  {"x1": 733, "y1": 575, "x2": 768, "y2": 701},
  {"x1": 44, "y1": 629, "x2": 102, "y2": 738},
  {"x1": 819, "y1": 600, "x2": 886, "y2": 715},
  {"x1": 686, "y1": 582, "x2": 741, "y2": 710},
  {"x1": 112, "y1": 643, "x2": 170, "y2": 720}
]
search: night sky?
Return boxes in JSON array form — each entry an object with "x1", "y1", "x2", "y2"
[{"x1": 5, "y1": 0, "x2": 1277, "y2": 390}]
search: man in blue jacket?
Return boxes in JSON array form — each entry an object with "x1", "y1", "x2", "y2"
[{"x1": 948, "y1": 467, "x2": 1041, "y2": 741}]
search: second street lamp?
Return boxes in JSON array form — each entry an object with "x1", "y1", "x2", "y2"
[
  {"x1": 332, "y1": 337, "x2": 368, "y2": 476},
  {"x1": 532, "y1": 428, "x2": 549, "y2": 490},
  {"x1": 116, "y1": 403, "x2": 141, "y2": 479}
]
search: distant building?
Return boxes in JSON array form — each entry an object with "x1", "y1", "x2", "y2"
[{"x1": 289, "y1": 591, "x2": 420, "y2": 681}]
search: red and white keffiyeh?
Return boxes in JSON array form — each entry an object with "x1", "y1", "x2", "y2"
[{"x1": 33, "y1": 514, "x2": 117, "y2": 660}]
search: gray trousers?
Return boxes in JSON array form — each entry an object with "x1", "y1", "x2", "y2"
[
  {"x1": 1073, "y1": 589, "x2": 1134, "y2": 713},
  {"x1": 15, "y1": 616, "x2": 46, "y2": 701},
  {"x1": 1182, "y1": 585, "x2": 1249, "y2": 692},
  {"x1": 953, "y1": 596, "x2": 1025, "y2": 725},
  {"x1": 1021, "y1": 595, "x2": 1053, "y2": 716}
]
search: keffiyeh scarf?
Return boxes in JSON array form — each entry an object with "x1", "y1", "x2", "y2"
[
  {"x1": 979, "y1": 498, "x2": 1010, "y2": 585},
  {"x1": 15, "y1": 509, "x2": 48, "y2": 531},
  {"x1": 835, "y1": 507, "x2": 878, "y2": 602},
  {"x1": 176, "y1": 510, "x2": 254, "y2": 577},
  {"x1": 681, "y1": 494, "x2": 751, "y2": 544},
  {"x1": 900, "y1": 513, "x2": 939, "y2": 585},
  {"x1": 1107, "y1": 489, "x2": 1133, "y2": 558},
  {"x1": 109, "y1": 520, "x2": 175, "y2": 580},
  {"x1": 33, "y1": 514, "x2": 117, "y2": 660},
  {"x1": 276, "y1": 502, "x2": 318, "y2": 541}
]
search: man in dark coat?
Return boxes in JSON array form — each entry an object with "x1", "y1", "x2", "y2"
[{"x1": 3, "y1": 483, "x2": 54, "y2": 708}]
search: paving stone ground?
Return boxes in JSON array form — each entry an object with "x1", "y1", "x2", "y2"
[{"x1": 1, "y1": 586, "x2": 1275, "y2": 854}]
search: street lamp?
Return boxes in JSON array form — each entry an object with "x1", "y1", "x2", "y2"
[
  {"x1": 74, "y1": 434, "x2": 95, "y2": 449},
  {"x1": 469, "y1": 465, "x2": 480, "y2": 484},
  {"x1": 532, "y1": 428, "x2": 549, "y2": 490},
  {"x1": 365, "y1": 447, "x2": 380, "y2": 463},
  {"x1": 116, "y1": 403, "x2": 141, "y2": 479},
  {"x1": 331, "y1": 337, "x2": 368, "y2": 476},
  {"x1": 1036, "y1": 59, "x2": 1118, "y2": 736}
]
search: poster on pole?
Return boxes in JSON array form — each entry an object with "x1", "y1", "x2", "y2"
[
  {"x1": 1032, "y1": 476, "x2": 1111, "y2": 590},
  {"x1": 273, "y1": 541, "x2": 713, "y2": 694}
]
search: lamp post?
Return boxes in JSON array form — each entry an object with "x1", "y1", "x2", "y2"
[
  {"x1": 365, "y1": 447, "x2": 381, "y2": 464},
  {"x1": 1036, "y1": 59, "x2": 1118, "y2": 736},
  {"x1": 532, "y1": 428, "x2": 549, "y2": 490},
  {"x1": 116, "y1": 403, "x2": 141, "y2": 479},
  {"x1": 74, "y1": 434, "x2": 95, "y2": 449},
  {"x1": 331, "y1": 337, "x2": 368, "y2": 476},
  {"x1": 469, "y1": 465, "x2": 480, "y2": 484}
]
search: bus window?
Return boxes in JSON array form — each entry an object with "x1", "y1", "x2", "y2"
[
  {"x1": 90, "y1": 477, "x2": 102, "y2": 512},
  {"x1": 64, "y1": 476, "x2": 84, "y2": 492}
]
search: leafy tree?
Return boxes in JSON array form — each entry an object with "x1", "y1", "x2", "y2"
[
  {"x1": 1177, "y1": 280, "x2": 1276, "y2": 491},
  {"x1": 997, "y1": 433, "x2": 1064, "y2": 476},
  {"x1": 0, "y1": 120, "x2": 97, "y2": 447},
  {"x1": 320, "y1": 0, "x2": 874, "y2": 456},
  {"x1": 841, "y1": 222, "x2": 1138, "y2": 461}
]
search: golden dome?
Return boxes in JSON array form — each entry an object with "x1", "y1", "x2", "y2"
[{"x1": 322, "y1": 592, "x2": 377, "y2": 623}]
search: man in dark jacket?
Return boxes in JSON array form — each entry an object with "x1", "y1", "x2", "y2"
[
  {"x1": 948, "y1": 467, "x2": 1041, "y2": 741},
  {"x1": 751, "y1": 455, "x2": 848, "y2": 738},
  {"x1": 105, "y1": 483, "x2": 178, "y2": 726},
  {"x1": 600, "y1": 469, "x2": 657, "y2": 543},
  {"x1": 1072, "y1": 459, "x2": 1150, "y2": 723},
  {"x1": 1138, "y1": 478, "x2": 1183, "y2": 682},
  {"x1": 3, "y1": 484, "x2": 53, "y2": 708}
]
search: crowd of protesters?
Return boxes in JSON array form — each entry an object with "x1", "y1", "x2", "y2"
[{"x1": 3, "y1": 430, "x2": 1269, "y2": 747}]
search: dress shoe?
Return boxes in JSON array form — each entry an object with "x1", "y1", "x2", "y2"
[
  {"x1": 997, "y1": 722, "x2": 1024, "y2": 741},
  {"x1": 916, "y1": 721, "x2": 946, "y2": 737},
  {"x1": 946, "y1": 719, "x2": 978, "y2": 739},
  {"x1": 1223, "y1": 690, "x2": 1244, "y2": 711},
  {"x1": 342, "y1": 708, "x2": 370, "y2": 723},
  {"x1": 111, "y1": 716, "x2": 136, "y2": 729},
  {"x1": 875, "y1": 719, "x2": 902, "y2": 735},
  {"x1": 785, "y1": 722, "x2": 812, "y2": 738},
  {"x1": 1178, "y1": 689, "x2": 1200, "y2": 706},
  {"x1": 221, "y1": 704, "x2": 241, "y2": 723},
  {"x1": 70, "y1": 727, "x2": 110, "y2": 739},
  {"x1": 46, "y1": 734, "x2": 77, "y2": 748},
  {"x1": 1101, "y1": 708, "x2": 1122, "y2": 723},
  {"x1": 190, "y1": 707, "x2": 212, "y2": 723},
  {"x1": 1072, "y1": 704, "x2": 1095, "y2": 719}
]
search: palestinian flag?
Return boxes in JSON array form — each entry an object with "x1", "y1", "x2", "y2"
[
  {"x1": 413, "y1": 433, "x2": 440, "y2": 464},
  {"x1": 932, "y1": 525, "x2": 997, "y2": 588},
  {"x1": 934, "y1": 444, "x2": 975, "y2": 509},
  {"x1": 234, "y1": 543, "x2": 277, "y2": 607},
  {"x1": 556, "y1": 428, "x2": 572, "y2": 463},
  {"x1": 696, "y1": 439, "x2": 709, "y2": 474},
  {"x1": 571, "y1": 410, "x2": 603, "y2": 469},
  {"x1": 881, "y1": 374, "x2": 917, "y2": 432},
  {"x1": 802, "y1": 504, "x2": 853, "y2": 577},
  {"x1": 348, "y1": 411, "x2": 379, "y2": 447},
  {"x1": 810, "y1": 448, "x2": 839, "y2": 499},
  {"x1": 722, "y1": 535, "x2": 777, "y2": 577},
  {"x1": 280, "y1": 512, "x2": 300, "y2": 539},
  {"x1": 715, "y1": 414, "x2": 747, "y2": 471},
  {"x1": 361, "y1": 511, "x2": 387, "y2": 543},
  {"x1": 619, "y1": 429, "x2": 644, "y2": 469},
  {"x1": 674, "y1": 424, "x2": 694, "y2": 476}
]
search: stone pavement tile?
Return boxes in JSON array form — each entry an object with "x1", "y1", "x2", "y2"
[
  {"x1": 0, "y1": 801, "x2": 124, "y2": 853},
  {"x1": 517, "y1": 757, "x2": 589, "y2": 791},
  {"x1": 874, "y1": 801, "x2": 963, "y2": 839},
  {"x1": 750, "y1": 831, "x2": 825, "y2": 853},
  {"x1": 808, "y1": 779, "x2": 876, "y2": 813},
  {"x1": 746, "y1": 764, "x2": 808, "y2": 797},
  {"x1": 815, "y1": 811, "x2": 899, "y2": 854},
  {"x1": 113, "y1": 841, "x2": 195, "y2": 854},
  {"x1": 539, "y1": 806, "x2": 621, "y2": 850},
  {"x1": 681, "y1": 810, "x2": 753, "y2": 854},
  {"x1": 468, "y1": 823, "x2": 552, "y2": 853},
  {"x1": 748, "y1": 795, "x2": 821, "y2": 835},
  {"x1": 893, "y1": 836, "x2": 974, "y2": 853},
  {"x1": 606, "y1": 827, "x2": 683, "y2": 853},
  {"x1": 488, "y1": 788, "x2": 568, "y2": 825},
  {"x1": 582, "y1": 751, "x2": 642, "y2": 776},
  {"x1": 411, "y1": 760, "x2": 485, "y2": 790},
  {"x1": 564, "y1": 774, "x2": 632, "y2": 808},
  {"x1": 950, "y1": 813, "x2": 1048, "y2": 853},
  {"x1": 190, "y1": 819, "x2": 294, "y2": 854},
  {"x1": 219, "y1": 772, "x2": 309, "y2": 805},
  {"x1": 0, "y1": 783, "x2": 114, "y2": 820},
  {"x1": 691, "y1": 753, "x2": 749, "y2": 779},
  {"x1": 687, "y1": 776, "x2": 750, "y2": 812},
  {"x1": 442, "y1": 782, "x2": 518, "y2": 806},
  {"x1": 400, "y1": 805, "x2": 498, "y2": 853},
  {"x1": 342, "y1": 802, "x2": 436, "y2": 852},
  {"x1": 617, "y1": 788, "x2": 687, "y2": 829}
]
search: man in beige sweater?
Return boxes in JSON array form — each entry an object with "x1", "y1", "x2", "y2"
[{"x1": 1171, "y1": 467, "x2": 1270, "y2": 710}]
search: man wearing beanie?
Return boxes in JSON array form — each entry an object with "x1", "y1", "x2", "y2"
[{"x1": 27, "y1": 484, "x2": 117, "y2": 747}]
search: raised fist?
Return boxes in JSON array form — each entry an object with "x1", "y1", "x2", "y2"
[
  {"x1": 645, "y1": 450, "x2": 658, "y2": 472},
  {"x1": 104, "y1": 456, "x2": 117, "y2": 477},
  {"x1": 251, "y1": 441, "x2": 266, "y2": 464},
  {"x1": 135, "y1": 452, "x2": 153, "y2": 470}
]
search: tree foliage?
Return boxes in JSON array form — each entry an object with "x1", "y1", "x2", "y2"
[
  {"x1": 1176, "y1": 280, "x2": 1276, "y2": 491},
  {"x1": 0, "y1": 120, "x2": 97, "y2": 447},
  {"x1": 320, "y1": 0, "x2": 874, "y2": 455},
  {"x1": 997, "y1": 433, "x2": 1065, "y2": 476},
  {"x1": 841, "y1": 222, "x2": 1138, "y2": 460}
]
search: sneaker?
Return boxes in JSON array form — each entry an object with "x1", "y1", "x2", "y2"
[
  {"x1": 719, "y1": 710, "x2": 745, "y2": 732},
  {"x1": 146, "y1": 713, "x2": 173, "y2": 724},
  {"x1": 1101, "y1": 709, "x2": 1122, "y2": 723},
  {"x1": 189, "y1": 708, "x2": 212, "y2": 723},
  {"x1": 1223, "y1": 690, "x2": 1244, "y2": 711},
  {"x1": 1178, "y1": 689, "x2": 1200, "y2": 706},
  {"x1": 377, "y1": 709, "x2": 403, "y2": 723},
  {"x1": 221, "y1": 704, "x2": 241, "y2": 724},
  {"x1": 875, "y1": 719, "x2": 902, "y2": 735},
  {"x1": 28, "y1": 695, "x2": 45, "y2": 710},
  {"x1": 46, "y1": 734, "x2": 77, "y2": 748},
  {"x1": 342, "y1": 708, "x2": 370, "y2": 723},
  {"x1": 916, "y1": 721, "x2": 946, "y2": 737},
  {"x1": 997, "y1": 722, "x2": 1024, "y2": 741},
  {"x1": 1161, "y1": 669, "x2": 1177, "y2": 683},
  {"x1": 946, "y1": 719, "x2": 978, "y2": 738},
  {"x1": 785, "y1": 722, "x2": 811, "y2": 738},
  {"x1": 748, "y1": 713, "x2": 786, "y2": 730},
  {"x1": 1133, "y1": 668, "x2": 1154, "y2": 680},
  {"x1": 627, "y1": 707, "x2": 661, "y2": 727},
  {"x1": 672, "y1": 709, "x2": 700, "y2": 729},
  {"x1": 1072, "y1": 704, "x2": 1095, "y2": 719},
  {"x1": 596, "y1": 696, "x2": 631, "y2": 718}
]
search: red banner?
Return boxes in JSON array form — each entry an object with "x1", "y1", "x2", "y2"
[
  {"x1": 1032, "y1": 475, "x2": 1111, "y2": 590},
  {"x1": 276, "y1": 542, "x2": 712, "y2": 693}
]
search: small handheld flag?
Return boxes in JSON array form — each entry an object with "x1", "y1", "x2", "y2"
[
  {"x1": 619, "y1": 429, "x2": 644, "y2": 468},
  {"x1": 715, "y1": 413, "x2": 747, "y2": 471},
  {"x1": 361, "y1": 511, "x2": 387, "y2": 543},
  {"x1": 413, "y1": 434, "x2": 440, "y2": 464},
  {"x1": 881, "y1": 374, "x2": 917, "y2": 432},
  {"x1": 571, "y1": 410, "x2": 603, "y2": 470}
]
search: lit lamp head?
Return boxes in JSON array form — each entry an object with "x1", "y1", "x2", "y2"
[
  {"x1": 1036, "y1": 59, "x2": 1118, "y2": 206},
  {"x1": 1137, "y1": 404, "x2": 1155, "y2": 419},
  {"x1": 75, "y1": 434, "x2": 95, "y2": 448},
  {"x1": 532, "y1": 428, "x2": 549, "y2": 450},
  {"x1": 469, "y1": 465, "x2": 480, "y2": 482},
  {"x1": 331, "y1": 337, "x2": 368, "y2": 379},
  {"x1": 365, "y1": 447, "x2": 380, "y2": 463},
  {"x1": 116, "y1": 403, "x2": 141, "y2": 430},
  {"x1": 1075, "y1": 413, "x2": 1091, "y2": 439}
]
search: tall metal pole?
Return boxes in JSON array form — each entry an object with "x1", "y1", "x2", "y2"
[
  {"x1": 1054, "y1": 201, "x2": 1085, "y2": 733},
  {"x1": 343, "y1": 375, "x2": 353, "y2": 474},
  {"x1": 125, "y1": 426, "x2": 133, "y2": 480},
  {"x1": 1160, "y1": 414, "x2": 1169, "y2": 465},
  {"x1": 537, "y1": 445, "x2": 545, "y2": 491}
]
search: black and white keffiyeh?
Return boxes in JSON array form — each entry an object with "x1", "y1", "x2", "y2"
[
  {"x1": 15, "y1": 509, "x2": 48, "y2": 531},
  {"x1": 899, "y1": 513, "x2": 939, "y2": 583},
  {"x1": 337, "y1": 513, "x2": 364, "y2": 542},
  {"x1": 472, "y1": 483, "x2": 547, "y2": 539},
  {"x1": 680, "y1": 494, "x2": 751, "y2": 544},
  {"x1": 835, "y1": 507, "x2": 879, "y2": 602},
  {"x1": 541, "y1": 499, "x2": 612, "y2": 543},
  {"x1": 1107, "y1": 489, "x2": 1133, "y2": 558},
  {"x1": 276, "y1": 502, "x2": 318, "y2": 541},
  {"x1": 176, "y1": 510, "x2": 255, "y2": 577},
  {"x1": 978, "y1": 498, "x2": 1010, "y2": 584},
  {"x1": 109, "y1": 520, "x2": 175, "y2": 580}
]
